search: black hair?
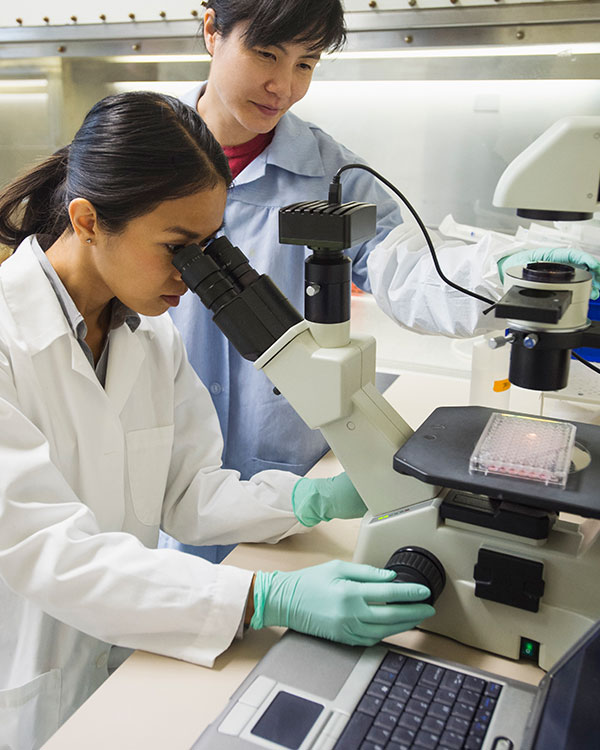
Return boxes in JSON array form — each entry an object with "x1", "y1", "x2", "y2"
[
  {"x1": 204, "y1": 0, "x2": 346, "y2": 53},
  {"x1": 0, "y1": 91, "x2": 232, "y2": 249}
]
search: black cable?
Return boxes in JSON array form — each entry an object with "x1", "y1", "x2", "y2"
[
  {"x1": 571, "y1": 351, "x2": 600, "y2": 375},
  {"x1": 331, "y1": 163, "x2": 496, "y2": 306},
  {"x1": 333, "y1": 164, "x2": 600, "y2": 378}
]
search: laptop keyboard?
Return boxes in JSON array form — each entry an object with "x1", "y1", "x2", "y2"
[{"x1": 332, "y1": 650, "x2": 502, "y2": 750}]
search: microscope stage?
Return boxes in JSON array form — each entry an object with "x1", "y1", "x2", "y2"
[{"x1": 393, "y1": 405, "x2": 600, "y2": 519}]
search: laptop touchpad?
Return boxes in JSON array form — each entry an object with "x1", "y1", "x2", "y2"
[{"x1": 250, "y1": 690, "x2": 324, "y2": 749}]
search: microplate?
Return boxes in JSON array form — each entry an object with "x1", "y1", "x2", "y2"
[{"x1": 469, "y1": 412, "x2": 576, "y2": 488}]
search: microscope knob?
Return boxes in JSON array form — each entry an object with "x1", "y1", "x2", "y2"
[{"x1": 384, "y1": 546, "x2": 446, "y2": 605}]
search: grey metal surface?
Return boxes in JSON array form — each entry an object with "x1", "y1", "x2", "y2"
[
  {"x1": 228, "y1": 633, "x2": 365, "y2": 703},
  {"x1": 1, "y1": 3, "x2": 599, "y2": 56}
]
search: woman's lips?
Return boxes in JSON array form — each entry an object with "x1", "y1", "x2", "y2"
[{"x1": 253, "y1": 102, "x2": 280, "y2": 117}]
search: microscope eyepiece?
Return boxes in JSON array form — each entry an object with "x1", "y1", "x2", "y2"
[
  {"x1": 172, "y1": 236, "x2": 303, "y2": 362},
  {"x1": 171, "y1": 243, "x2": 237, "y2": 311},
  {"x1": 203, "y1": 236, "x2": 260, "y2": 291}
]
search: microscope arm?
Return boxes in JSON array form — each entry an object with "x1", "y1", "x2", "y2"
[{"x1": 253, "y1": 320, "x2": 439, "y2": 517}]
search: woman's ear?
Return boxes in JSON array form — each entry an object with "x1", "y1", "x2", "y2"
[
  {"x1": 203, "y1": 8, "x2": 218, "y2": 56},
  {"x1": 68, "y1": 198, "x2": 98, "y2": 245}
]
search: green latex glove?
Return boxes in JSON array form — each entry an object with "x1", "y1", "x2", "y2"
[
  {"x1": 250, "y1": 560, "x2": 435, "y2": 647},
  {"x1": 292, "y1": 473, "x2": 367, "y2": 527},
  {"x1": 497, "y1": 247, "x2": 600, "y2": 300}
]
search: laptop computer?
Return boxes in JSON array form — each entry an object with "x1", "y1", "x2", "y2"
[{"x1": 192, "y1": 619, "x2": 600, "y2": 750}]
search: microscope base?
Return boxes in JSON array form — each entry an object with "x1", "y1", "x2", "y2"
[{"x1": 353, "y1": 496, "x2": 600, "y2": 670}]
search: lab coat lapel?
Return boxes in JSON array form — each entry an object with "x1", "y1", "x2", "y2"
[
  {"x1": 68, "y1": 333, "x2": 99, "y2": 385},
  {"x1": 104, "y1": 322, "x2": 146, "y2": 414}
]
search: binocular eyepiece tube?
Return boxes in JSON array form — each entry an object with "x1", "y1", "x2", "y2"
[{"x1": 172, "y1": 237, "x2": 303, "y2": 362}]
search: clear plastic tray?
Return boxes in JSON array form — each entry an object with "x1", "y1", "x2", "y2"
[{"x1": 469, "y1": 412, "x2": 576, "y2": 489}]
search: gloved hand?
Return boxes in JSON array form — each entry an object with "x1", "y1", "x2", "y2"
[
  {"x1": 292, "y1": 473, "x2": 367, "y2": 527},
  {"x1": 250, "y1": 560, "x2": 435, "y2": 647},
  {"x1": 497, "y1": 247, "x2": 600, "y2": 300}
]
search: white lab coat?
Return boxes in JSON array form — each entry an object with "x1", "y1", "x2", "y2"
[
  {"x1": 367, "y1": 224, "x2": 524, "y2": 338},
  {"x1": 0, "y1": 237, "x2": 302, "y2": 749}
]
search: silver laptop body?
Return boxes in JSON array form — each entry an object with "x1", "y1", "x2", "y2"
[{"x1": 193, "y1": 620, "x2": 600, "y2": 750}]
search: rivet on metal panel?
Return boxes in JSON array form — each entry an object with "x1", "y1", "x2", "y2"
[
  {"x1": 129, "y1": 13, "x2": 136, "y2": 20},
  {"x1": 516, "y1": 30, "x2": 525, "y2": 40},
  {"x1": 58, "y1": 45, "x2": 67, "y2": 53},
  {"x1": 449, "y1": 0, "x2": 459, "y2": 4},
  {"x1": 404, "y1": 35, "x2": 413, "y2": 43},
  {"x1": 131, "y1": 43, "x2": 141, "y2": 51},
  {"x1": 191, "y1": 9, "x2": 199, "y2": 16},
  {"x1": 368, "y1": 0, "x2": 377, "y2": 7},
  {"x1": 99, "y1": 14, "x2": 107, "y2": 21},
  {"x1": 408, "y1": 0, "x2": 417, "y2": 6},
  {"x1": 70, "y1": 16, "x2": 77, "y2": 22},
  {"x1": 15, "y1": 18, "x2": 23, "y2": 24},
  {"x1": 160, "y1": 11, "x2": 167, "y2": 18},
  {"x1": 43, "y1": 16, "x2": 50, "y2": 23}
]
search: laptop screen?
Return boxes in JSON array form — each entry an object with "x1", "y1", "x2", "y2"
[{"x1": 532, "y1": 623, "x2": 600, "y2": 750}]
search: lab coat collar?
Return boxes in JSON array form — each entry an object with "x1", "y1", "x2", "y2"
[
  {"x1": 181, "y1": 83, "x2": 326, "y2": 185},
  {"x1": 1, "y1": 238, "x2": 154, "y2": 408},
  {"x1": 232, "y1": 112, "x2": 325, "y2": 185},
  {"x1": 1, "y1": 237, "x2": 73, "y2": 355}
]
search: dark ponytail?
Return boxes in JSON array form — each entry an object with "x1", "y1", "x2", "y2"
[
  {"x1": 0, "y1": 147, "x2": 70, "y2": 248},
  {"x1": 0, "y1": 91, "x2": 231, "y2": 250}
]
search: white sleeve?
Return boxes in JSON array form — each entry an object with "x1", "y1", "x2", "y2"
[
  {"x1": 160, "y1": 330, "x2": 305, "y2": 546},
  {"x1": 0, "y1": 345, "x2": 252, "y2": 668},
  {"x1": 367, "y1": 224, "x2": 526, "y2": 338}
]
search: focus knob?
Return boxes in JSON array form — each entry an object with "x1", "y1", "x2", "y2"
[{"x1": 385, "y1": 546, "x2": 446, "y2": 605}]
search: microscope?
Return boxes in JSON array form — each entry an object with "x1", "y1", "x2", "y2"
[{"x1": 174, "y1": 116, "x2": 600, "y2": 671}]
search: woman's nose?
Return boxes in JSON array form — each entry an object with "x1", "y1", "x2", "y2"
[{"x1": 265, "y1": 66, "x2": 293, "y2": 99}]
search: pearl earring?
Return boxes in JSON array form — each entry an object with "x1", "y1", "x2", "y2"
[{"x1": 86, "y1": 238, "x2": 92, "y2": 244}]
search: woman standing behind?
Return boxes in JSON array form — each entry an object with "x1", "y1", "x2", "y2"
[{"x1": 166, "y1": 0, "x2": 407, "y2": 560}]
